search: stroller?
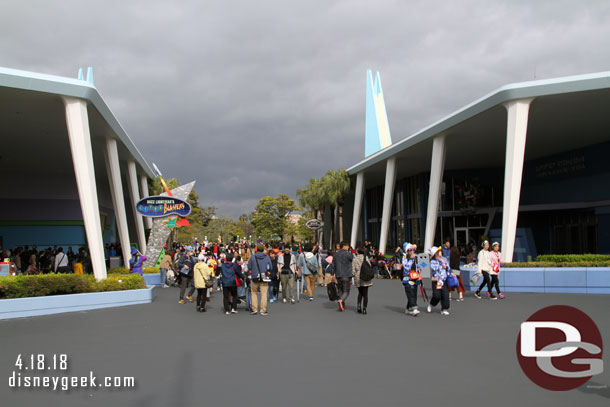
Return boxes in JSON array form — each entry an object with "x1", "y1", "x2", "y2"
[{"x1": 166, "y1": 268, "x2": 179, "y2": 287}]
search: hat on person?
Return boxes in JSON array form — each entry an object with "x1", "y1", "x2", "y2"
[
  {"x1": 427, "y1": 246, "x2": 442, "y2": 257},
  {"x1": 198, "y1": 253, "x2": 205, "y2": 261},
  {"x1": 492, "y1": 241, "x2": 500, "y2": 248},
  {"x1": 481, "y1": 240, "x2": 489, "y2": 248},
  {"x1": 405, "y1": 243, "x2": 417, "y2": 252},
  {"x1": 131, "y1": 248, "x2": 139, "y2": 255}
]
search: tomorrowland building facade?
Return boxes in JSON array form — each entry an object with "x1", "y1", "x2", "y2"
[
  {"x1": 0, "y1": 67, "x2": 154, "y2": 279},
  {"x1": 337, "y1": 70, "x2": 610, "y2": 262}
]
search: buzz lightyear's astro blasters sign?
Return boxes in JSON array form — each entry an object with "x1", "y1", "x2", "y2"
[{"x1": 136, "y1": 196, "x2": 191, "y2": 218}]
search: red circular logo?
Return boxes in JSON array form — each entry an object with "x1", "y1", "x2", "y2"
[{"x1": 516, "y1": 305, "x2": 603, "y2": 391}]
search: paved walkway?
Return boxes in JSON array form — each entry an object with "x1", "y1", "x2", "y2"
[{"x1": 1, "y1": 279, "x2": 609, "y2": 406}]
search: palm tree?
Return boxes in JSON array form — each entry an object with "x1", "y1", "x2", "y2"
[
  {"x1": 323, "y1": 169, "x2": 351, "y2": 244},
  {"x1": 297, "y1": 177, "x2": 332, "y2": 247}
]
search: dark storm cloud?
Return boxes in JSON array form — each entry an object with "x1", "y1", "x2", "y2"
[{"x1": 2, "y1": 0, "x2": 610, "y2": 217}]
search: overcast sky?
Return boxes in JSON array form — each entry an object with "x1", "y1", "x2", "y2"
[{"x1": 2, "y1": 0, "x2": 610, "y2": 217}]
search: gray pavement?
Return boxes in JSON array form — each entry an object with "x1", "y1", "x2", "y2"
[{"x1": 1, "y1": 279, "x2": 609, "y2": 407}]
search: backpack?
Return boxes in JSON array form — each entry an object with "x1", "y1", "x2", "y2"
[
  {"x1": 360, "y1": 257, "x2": 375, "y2": 282},
  {"x1": 304, "y1": 254, "x2": 318, "y2": 274}
]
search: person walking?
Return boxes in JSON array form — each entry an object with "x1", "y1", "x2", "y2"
[
  {"x1": 159, "y1": 249, "x2": 173, "y2": 288},
  {"x1": 322, "y1": 250, "x2": 333, "y2": 286},
  {"x1": 448, "y1": 244, "x2": 465, "y2": 301},
  {"x1": 177, "y1": 249, "x2": 195, "y2": 304},
  {"x1": 247, "y1": 245, "x2": 272, "y2": 315},
  {"x1": 352, "y1": 247, "x2": 373, "y2": 314},
  {"x1": 474, "y1": 241, "x2": 493, "y2": 299},
  {"x1": 193, "y1": 256, "x2": 213, "y2": 312},
  {"x1": 298, "y1": 245, "x2": 319, "y2": 301},
  {"x1": 313, "y1": 243, "x2": 325, "y2": 287},
  {"x1": 220, "y1": 253, "x2": 244, "y2": 314},
  {"x1": 489, "y1": 242, "x2": 504, "y2": 299},
  {"x1": 332, "y1": 242, "x2": 353, "y2": 311},
  {"x1": 402, "y1": 243, "x2": 421, "y2": 316},
  {"x1": 427, "y1": 246, "x2": 453, "y2": 315},
  {"x1": 278, "y1": 246, "x2": 296, "y2": 304},
  {"x1": 268, "y1": 250, "x2": 280, "y2": 303}
]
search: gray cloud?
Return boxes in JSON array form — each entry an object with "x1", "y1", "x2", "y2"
[{"x1": 2, "y1": 0, "x2": 610, "y2": 217}]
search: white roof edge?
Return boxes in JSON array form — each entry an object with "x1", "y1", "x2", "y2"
[
  {"x1": 348, "y1": 70, "x2": 610, "y2": 175},
  {"x1": 0, "y1": 66, "x2": 155, "y2": 178}
]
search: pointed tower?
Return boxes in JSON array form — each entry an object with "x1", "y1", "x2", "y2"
[{"x1": 365, "y1": 70, "x2": 392, "y2": 157}]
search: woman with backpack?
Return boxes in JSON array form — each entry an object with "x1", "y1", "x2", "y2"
[
  {"x1": 352, "y1": 247, "x2": 373, "y2": 314},
  {"x1": 220, "y1": 253, "x2": 245, "y2": 314},
  {"x1": 402, "y1": 243, "x2": 421, "y2": 316}
]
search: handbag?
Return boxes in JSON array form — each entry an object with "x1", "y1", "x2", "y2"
[
  {"x1": 205, "y1": 278, "x2": 214, "y2": 289},
  {"x1": 409, "y1": 270, "x2": 421, "y2": 281},
  {"x1": 327, "y1": 281, "x2": 339, "y2": 301},
  {"x1": 255, "y1": 256, "x2": 271, "y2": 283},
  {"x1": 447, "y1": 274, "x2": 459, "y2": 288}
]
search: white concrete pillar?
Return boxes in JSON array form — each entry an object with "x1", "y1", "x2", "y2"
[
  {"x1": 501, "y1": 98, "x2": 534, "y2": 262},
  {"x1": 103, "y1": 137, "x2": 132, "y2": 266},
  {"x1": 350, "y1": 172, "x2": 365, "y2": 249},
  {"x1": 62, "y1": 97, "x2": 107, "y2": 280},
  {"x1": 139, "y1": 174, "x2": 153, "y2": 229},
  {"x1": 379, "y1": 157, "x2": 397, "y2": 255},
  {"x1": 424, "y1": 134, "x2": 446, "y2": 250},
  {"x1": 127, "y1": 160, "x2": 147, "y2": 255}
]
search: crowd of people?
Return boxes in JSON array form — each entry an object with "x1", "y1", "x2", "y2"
[
  {"x1": 2, "y1": 237, "x2": 505, "y2": 317},
  {"x1": 155, "y1": 238, "x2": 505, "y2": 317},
  {"x1": 0, "y1": 245, "x2": 94, "y2": 275}
]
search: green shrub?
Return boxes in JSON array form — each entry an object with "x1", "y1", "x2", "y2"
[
  {"x1": 0, "y1": 274, "x2": 146, "y2": 299},
  {"x1": 90, "y1": 274, "x2": 147, "y2": 291},
  {"x1": 502, "y1": 261, "x2": 610, "y2": 268},
  {"x1": 535, "y1": 254, "x2": 610, "y2": 263},
  {"x1": 108, "y1": 267, "x2": 159, "y2": 274}
]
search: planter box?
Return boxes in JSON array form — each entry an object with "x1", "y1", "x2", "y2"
[
  {"x1": 0, "y1": 287, "x2": 156, "y2": 320},
  {"x1": 143, "y1": 273, "x2": 162, "y2": 286},
  {"x1": 460, "y1": 266, "x2": 610, "y2": 294}
]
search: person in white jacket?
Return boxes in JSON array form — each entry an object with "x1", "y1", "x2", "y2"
[{"x1": 474, "y1": 241, "x2": 493, "y2": 299}]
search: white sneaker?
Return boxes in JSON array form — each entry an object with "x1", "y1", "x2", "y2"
[
  {"x1": 412, "y1": 309, "x2": 421, "y2": 316},
  {"x1": 427, "y1": 304, "x2": 432, "y2": 313},
  {"x1": 441, "y1": 310, "x2": 450, "y2": 316},
  {"x1": 283, "y1": 298, "x2": 287, "y2": 304},
  {"x1": 225, "y1": 311, "x2": 230, "y2": 315},
  {"x1": 231, "y1": 309, "x2": 238, "y2": 314}
]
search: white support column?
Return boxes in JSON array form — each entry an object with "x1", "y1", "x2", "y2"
[
  {"x1": 501, "y1": 98, "x2": 534, "y2": 262},
  {"x1": 424, "y1": 134, "x2": 446, "y2": 250},
  {"x1": 139, "y1": 174, "x2": 153, "y2": 229},
  {"x1": 350, "y1": 172, "x2": 365, "y2": 249},
  {"x1": 62, "y1": 97, "x2": 107, "y2": 280},
  {"x1": 127, "y1": 160, "x2": 147, "y2": 255},
  {"x1": 103, "y1": 137, "x2": 132, "y2": 266},
  {"x1": 379, "y1": 157, "x2": 397, "y2": 255}
]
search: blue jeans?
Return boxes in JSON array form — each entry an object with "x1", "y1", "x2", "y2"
[
  {"x1": 268, "y1": 279, "x2": 279, "y2": 300},
  {"x1": 160, "y1": 268, "x2": 167, "y2": 286}
]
